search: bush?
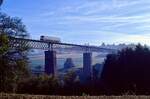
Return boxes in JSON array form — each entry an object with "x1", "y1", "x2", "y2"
[{"x1": 17, "y1": 75, "x2": 60, "y2": 95}]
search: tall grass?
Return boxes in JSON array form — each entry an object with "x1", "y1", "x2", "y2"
[{"x1": 1, "y1": 93, "x2": 150, "y2": 99}]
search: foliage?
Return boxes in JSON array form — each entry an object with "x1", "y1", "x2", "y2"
[
  {"x1": 0, "y1": 12, "x2": 29, "y2": 38},
  {"x1": 101, "y1": 44, "x2": 150, "y2": 95},
  {"x1": 0, "y1": 12, "x2": 29, "y2": 92},
  {"x1": 0, "y1": 33, "x2": 8, "y2": 55},
  {"x1": 64, "y1": 70, "x2": 79, "y2": 85},
  {"x1": 0, "y1": 34, "x2": 29, "y2": 92},
  {"x1": 17, "y1": 75, "x2": 60, "y2": 95}
]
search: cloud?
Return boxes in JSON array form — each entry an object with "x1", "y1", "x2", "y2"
[
  {"x1": 57, "y1": 30, "x2": 150, "y2": 45},
  {"x1": 5, "y1": 0, "x2": 150, "y2": 45},
  {"x1": 112, "y1": 0, "x2": 150, "y2": 8},
  {"x1": 117, "y1": 34, "x2": 150, "y2": 45},
  {"x1": 64, "y1": 14, "x2": 150, "y2": 23}
]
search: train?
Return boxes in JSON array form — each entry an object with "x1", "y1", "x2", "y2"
[{"x1": 40, "y1": 36, "x2": 61, "y2": 43}]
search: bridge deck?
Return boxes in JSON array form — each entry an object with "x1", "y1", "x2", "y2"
[{"x1": 8, "y1": 37, "x2": 117, "y2": 53}]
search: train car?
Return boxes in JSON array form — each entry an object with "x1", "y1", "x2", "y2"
[{"x1": 40, "y1": 36, "x2": 61, "y2": 43}]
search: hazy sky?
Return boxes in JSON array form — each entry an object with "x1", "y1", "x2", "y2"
[{"x1": 1, "y1": 0, "x2": 150, "y2": 45}]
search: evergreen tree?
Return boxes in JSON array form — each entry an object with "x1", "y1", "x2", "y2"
[{"x1": 101, "y1": 44, "x2": 150, "y2": 95}]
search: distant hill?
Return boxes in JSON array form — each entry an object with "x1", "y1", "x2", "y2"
[{"x1": 100, "y1": 43, "x2": 137, "y2": 50}]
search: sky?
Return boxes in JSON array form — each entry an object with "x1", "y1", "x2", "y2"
[{"x1": 1, "y1": 0, "x2": 150, "y2": 45}]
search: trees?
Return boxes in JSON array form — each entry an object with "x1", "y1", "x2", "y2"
[
  {"x1": 101, "y1": 44, "x2": 150, "y2": 95},
  {"x1": 0, "y1": 12, "x2": 29, "y2": 92},
  {"x1": 60, "y1": 70, "x2": 81, "y2": 95},
  {"x1": 0, "y1": 12, "x2": 29, "y2": 38},
  {"x1": 17, "y1": 75, "x2": 60, "y2": 95}
]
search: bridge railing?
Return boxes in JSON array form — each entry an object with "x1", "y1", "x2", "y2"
[{"x1": 8, "y1": 37, "x2": 117, "y2": 53}]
